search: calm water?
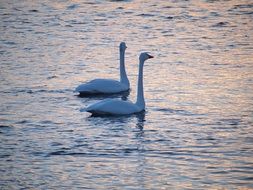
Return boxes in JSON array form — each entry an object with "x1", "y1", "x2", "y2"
[{"x1": 1, "y1": 0, "x2": 253, "y2": 189}]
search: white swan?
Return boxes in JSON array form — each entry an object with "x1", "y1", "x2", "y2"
[
  {"x1": 85, "y1": 52, "x2": 154, "y2": 115},
  {"x1": 75, "y1": 42, "x2": 129, "y2": 95}
]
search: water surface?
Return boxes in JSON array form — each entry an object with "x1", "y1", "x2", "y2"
[{"x1": 1, "y1": 0, "x2": 253, "y2": 189}]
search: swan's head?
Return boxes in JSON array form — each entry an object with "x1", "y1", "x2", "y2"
[
  {"x1": 120, "y1": 42, "x2": 127, "y2": 51},
  {"x1": 139, "y1": 52, "x2": 154, "y2": 62}
]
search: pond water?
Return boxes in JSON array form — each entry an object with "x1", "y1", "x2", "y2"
[{"x1": 1, "y1": 0, "x2": 253, "y2": 189}]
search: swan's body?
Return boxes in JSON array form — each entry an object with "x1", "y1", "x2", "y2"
[
  {"x1": 86, "y1": 99, "x2": 142, "y2": 115},
  {"x1": 75, "y1": 79, "x2": 128, "y2": 94},
  {"x1": 75, "y1": 42, "x2": 129, "y2": 95},
  {"x1": 85, "y1": 52, "x2": 154, "y2": 115}
]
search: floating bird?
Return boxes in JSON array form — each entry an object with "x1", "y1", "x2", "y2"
[
  {"x1": 75, "y1": 42, "x2": 130, "y2": 95},
  {"x1": 85, "y1": 52, "x2": 154, "y2": 115}
]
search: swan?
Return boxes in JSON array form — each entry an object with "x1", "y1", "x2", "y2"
[
  {"x1": 75, "y1": 42, "x2": 130, "y2": 95},
  {"x1": 85, "y1": 52, "x2": 154, "y2": 115}
]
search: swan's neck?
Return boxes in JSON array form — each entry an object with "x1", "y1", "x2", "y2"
[
  {"x1": 135, "y1": 59, "x2": 145, "y2": 110},
  {"x1": 119, "y1": 50, "x2": 129, "y2": 87}
]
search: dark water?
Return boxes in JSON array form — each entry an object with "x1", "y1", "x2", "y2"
[{"x1": 1, "y1": 0, "x2": 253, "y2": 189}]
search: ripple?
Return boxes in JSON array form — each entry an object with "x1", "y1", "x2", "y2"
[
  {"x1": 216, "y1": 118, "x2": 242, "y2": 126},
  {"x1": 231, "y1": 3, "x2": 253, "y2": 10},
  {"x1": 0, "y1": 125, "x2": 13, "y2": 128},
  {"x1": 1, "y1": 0, "x2": 253, "y2": 189},
  {"x1": 50, "y1": 142, "x2": 63, "y2": 147},
  {"x1": 212, "y1": 21, "x2": 230, "y2": 27},
  {"x1": 137, "y1": 13, "x2": 155, "y2": 17},
  {"x1": 228, "y1": 3, "x2": 253, "y2": 15},
  {"x1": 3, "y1": 41, "x2": 16, "y2": 46},
  {"x1": 15, "y1": 120, "x2": 30, "y2": 124},
  {"x1": 155, "y1": 108, "x2": 196, "y2": 116},
  {"x1": 28, "y1": 9, "x2": 39, "y2": 12},
  {"x1": 46, "y1": 150, "x2": 116, "y2": 158},
  {"x1": 66, "y1": 4, "x2": 79, "y2": 10},
  {"x1": 47, "y1": 75, "x2": 57, "y2": 79},
  {"x1": 57, "y1": 129, "x2": 74, "y2": 133},
  {"x1": 0, "y1": 124, "x2": 14, "y2": 135},
  {"x1": 109, "y1": 0, "x2": 131, "y2": 2}
]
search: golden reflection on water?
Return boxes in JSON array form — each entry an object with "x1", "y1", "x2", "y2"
[{"x1": 1, "y1": 0, "x2": 253, "y2": 189}]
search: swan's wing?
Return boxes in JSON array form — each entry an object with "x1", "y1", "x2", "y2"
[
  {"x1": 86, "y1": 99, "x2": 140, "y2": 115},
  {"x1": 75, "y1": 79, "x2": 128, "y2": 94}
]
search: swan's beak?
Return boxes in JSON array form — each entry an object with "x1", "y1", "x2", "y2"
[{"x1": 148, "y1": 55, "x2": 154, "y2": 59}]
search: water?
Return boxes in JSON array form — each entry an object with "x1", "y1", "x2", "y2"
[{"x1": 1, "y1": 0, "x2": 253, "y2": 189}]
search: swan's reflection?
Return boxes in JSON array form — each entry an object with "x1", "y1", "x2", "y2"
[
  {"x1": 86, "y1": 109, "x2": 145, "y2": 125},
  {"x1": 77, "y1": 89, "x2": 130, "y2": 101},
  {"x1": 85, "y1": 111, "x2": 147, "y2": 189},
  {"x1": 135, "y1": 111, "x2": 145, "y2": 137},
  {"x1": 134, "y1": 111, "x2": 146, "y2": 189}
]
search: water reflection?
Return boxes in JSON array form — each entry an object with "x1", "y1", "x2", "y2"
[
  {"x1": 86, "y1": 109, "x2": 145, "y2": 126},
  {"x1": 85, "y1": 110, "x2": 147, "y2": 189},
  {"x1": 1, "y1": 0, "x2": 253, "y2": 189},
  {"x1": 135, "y1": 111, "x2": 145, "y2": 135},
  {"x1": 77, "y1": 90, "x2": 130, "y2": 101}
]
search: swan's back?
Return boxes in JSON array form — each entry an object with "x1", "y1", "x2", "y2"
[
  {"x1": 86, "y1": 99, "x2": 141, "y2": 115},
  {"x1": 75, "y1": 79, "x2": 129, "y2": 94}
]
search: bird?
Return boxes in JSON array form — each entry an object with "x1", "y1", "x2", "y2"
[
  {"x1": 84, "y1": 52, "x2": 154, "y2": 116},
  {"x1": 75, "y1": 42, "x2": 130, "y2": 95}
]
